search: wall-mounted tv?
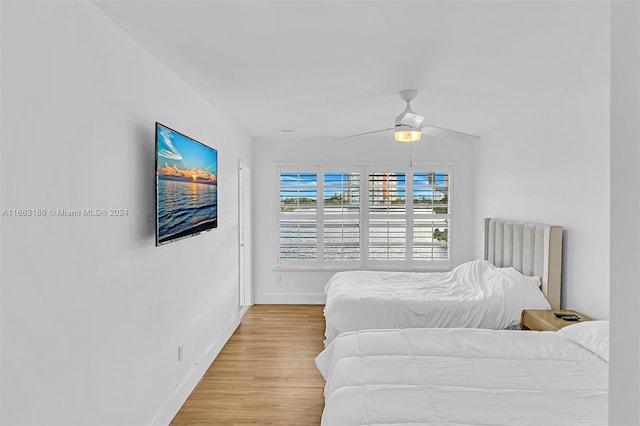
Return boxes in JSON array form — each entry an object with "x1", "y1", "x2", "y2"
[{"x1": 155, "y1": 122, "x2": 218, "y2": 246}]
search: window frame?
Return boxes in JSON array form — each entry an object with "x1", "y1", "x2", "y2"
[{"x1": 275, "y1": 162, "x2": 454, "y2": 271}]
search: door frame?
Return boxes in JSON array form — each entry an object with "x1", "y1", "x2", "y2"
[{"x1": 238, "y1": 160, "x2": 253, "y2": 306}]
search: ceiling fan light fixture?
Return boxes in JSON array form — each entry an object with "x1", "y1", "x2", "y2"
[
  {"x1": 336, "y1": 90, "x2": 479, "y2": 142},
  {"x1": 394, "y1": 126, "x2": 422, "y2": 142}
]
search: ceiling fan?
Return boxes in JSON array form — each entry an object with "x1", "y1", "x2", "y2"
[{"x1": 337, "y1": 90, "x2": 479, "y2": 142}]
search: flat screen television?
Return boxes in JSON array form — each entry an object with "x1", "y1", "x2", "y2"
[{"x1": 155, "y1": 122, "x2": 218, "y2": 246}]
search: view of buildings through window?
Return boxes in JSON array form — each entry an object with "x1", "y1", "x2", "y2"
[{"x1": 278, "y1": 166, "x2": 450, "y2": 266}]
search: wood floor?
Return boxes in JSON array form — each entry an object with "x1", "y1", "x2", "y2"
[{"x1": 170, "y1": 304, "x2": 326, "y2": 426}]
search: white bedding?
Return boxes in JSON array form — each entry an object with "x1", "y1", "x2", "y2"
[
  {"x1": 323, "y1": 260, "x2": 551, "y2": 345},
  {"x1": 316, "y1": 327, "x2": 608, "y2": 426}
]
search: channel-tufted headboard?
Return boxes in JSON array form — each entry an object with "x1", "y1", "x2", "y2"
[{"x1": 484, "y1": 218, "x2": 563, "y2": 310}]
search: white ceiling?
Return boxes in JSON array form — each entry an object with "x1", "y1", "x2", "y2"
[{"x1": 95, "y1": 0, "x2": 607, "y2": 141}]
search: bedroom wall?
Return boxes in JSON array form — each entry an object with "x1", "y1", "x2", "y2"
[
  {"x1": 1, "y1": 2, "x2": 251, "y2": 425},
  {"x1": 609, "y1": 0, "x2": 640, "y2": 423},
  {"x1": 252, "y1": 135, "x2": 475, "y2": 303},
  {"x1": 472, "y1": 5, "x2": 610, "y2": 320}
]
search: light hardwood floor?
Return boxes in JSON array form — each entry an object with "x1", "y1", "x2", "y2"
[{"x1": 170, "y1": 304, "x2": 326, "y2": 426}]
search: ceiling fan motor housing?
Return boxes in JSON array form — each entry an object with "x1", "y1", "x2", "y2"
[
  {"x1": 395, "y1": 90, "x2": 424, "y2": 127},
  {"x1": 399, "y1": 90, "x2": 418, "y2": 102}
]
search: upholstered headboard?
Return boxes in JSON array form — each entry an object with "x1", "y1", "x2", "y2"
[{"x1": 484, "y1": 218, "x2": 563, "y2": 310}]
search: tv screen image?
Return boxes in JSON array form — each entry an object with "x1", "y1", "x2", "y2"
[{"x1": 155, "y1": 122, "x2": 218, "y2": 245}]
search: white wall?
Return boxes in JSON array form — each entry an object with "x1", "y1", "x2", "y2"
[
  {"x1": 0, "y1": 2, "x2": 251, "y2": 425},
  {"x1": 472, "y1": 16, "x2": 611, "y2": 319},
  {"x1": 609, "y1": 0, "x2": 640, "y2": 423},
  {"x1": 253, "y1": 135, "x2": 475, "y2": 303}
]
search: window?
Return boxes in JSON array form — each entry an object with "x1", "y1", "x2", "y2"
[
  {"x1": 279, "y1": 172, "x2": 318, "y2": 261},
  {"x1": 368, "y1": 171, "x2": 407, "y2": 261},
  {"x1": 277, "y1": 164, "x2": 452, "y2": 268},
  {"x1": 411, "y1": 172, "x2": 450, "y2": 261},
  {"x1": 323, "y1": 172, "x2": 361, "y2": 261}
]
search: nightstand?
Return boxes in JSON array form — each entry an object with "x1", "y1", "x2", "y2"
[{"x1": 521, "y1": 309, "x2": 592, "y2": 331}]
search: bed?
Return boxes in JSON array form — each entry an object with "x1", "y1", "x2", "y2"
[
  {"x1": 316, "y1": 321, "x2": 609, "y2": 425},
  {"x1": 323, "y1": 218, "x2": 563, "y2": 345}
]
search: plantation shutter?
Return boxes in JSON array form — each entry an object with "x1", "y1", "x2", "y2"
[
  {"x1": 277, "y1": 165, "x2": 452, "y2": 268},
  {"x1": 279, "y1": 171, "x2": 318, "y2": 261},
  {"x1": 367, "y1": 172, "x2": 407, "y2": 261},
  {"x1": 323, "y1": 172, "x2": 361, "y2": 261}
]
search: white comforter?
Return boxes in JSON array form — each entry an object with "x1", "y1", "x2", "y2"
[
  {"x1": 323, "y1": 260, "x2": 551, "y2": 345},
  {"x1": 316, "y1": 328, "x2": 608, "y2": 426}
]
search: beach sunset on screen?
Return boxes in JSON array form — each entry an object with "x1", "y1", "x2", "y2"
[{"x1": 159, "y1": 164, "x2": 217, "y2": 184}]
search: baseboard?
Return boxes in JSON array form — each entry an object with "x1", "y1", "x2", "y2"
[
  {"x1": 254, "y1": 293, "x2": 326, "y2": 304},
  {"x1": 149, "y1": 306, "x2": 249, "y2": 425}
]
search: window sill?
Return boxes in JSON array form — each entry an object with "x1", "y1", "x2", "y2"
[{"x1": 273, "y1": 264, "x2": 454, "y2": 273}]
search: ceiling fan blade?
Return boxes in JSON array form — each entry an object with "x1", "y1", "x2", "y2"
[
  {"x1": 421, "y1": 124, "x2": 479, "y2": 142},
  {"x1": 335, "y1": 127, "x2": 395, "y2": 140}
]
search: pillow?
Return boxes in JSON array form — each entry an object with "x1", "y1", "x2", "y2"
[
  {"x1": 558, "y1": 320, "x2": 609, "y2": 361},
  {"x1": 502, "y1": 266, "x2": 543, "y2": 289},
  {"x1": 499, "y1": 267, "x2": 551, "y2": 310}
]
